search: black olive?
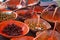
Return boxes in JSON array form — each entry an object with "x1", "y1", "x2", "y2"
[{"x1": 2, "y1": 24, "x2": 23, "y2": 36}]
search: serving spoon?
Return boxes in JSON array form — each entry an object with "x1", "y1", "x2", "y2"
[{"x1": 48, "y1": 7, "x2": 58, "y2": 40}]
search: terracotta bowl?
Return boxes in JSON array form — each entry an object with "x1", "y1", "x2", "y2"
[
  {"x1": 6, "y1": 0, "x2": 20, "y2": 6},
  {"x1": 41, "y1": 7, "x2": 60, "y2": 23},
  {"x1": 0, "y1": 10, "x2": 18, "y2": 22},
  {"x1": 2, "y1": 10, "x2": 18, "y2": 19},
  {"x1": 34, "y1": 30, "x2": 60, "y2": 40},
  {"x1": 56, "y1": 23, "x2": 60, "y2": 33},
  {"x1": 24, "y1": 18, "x2": 51, "y2": 31},
  {"x1": 28, "y1": 0, "x2": 40, "y2": 6},
  {"x1": 0, "y1": 20, "x2": 29, "y2": 38},
  {"x1": 16, "y1": 9, "x2": 38, "y2": 20},
  {"x1": 11, "y1": 36, "x2": 34, "y2": 40}
]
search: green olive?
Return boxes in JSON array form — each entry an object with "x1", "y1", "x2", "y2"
[{"x1": 0, "y1": 12, "x2": 16, "y2": 22}]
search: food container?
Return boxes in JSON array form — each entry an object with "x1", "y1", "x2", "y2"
[
  {"x1": 56, "y1": 22, "x2": 60, "y2": 33},
  {"x1": 11, "y1": 36, "x2": 34, "y2": 40},
  {"x1": 0, "y1": 20, "x2": 29, "y2": 38},
  {"x1": 34, "y1": 30, "x2": 60, "y2": 40},
  {"x1": 24, "y1": 18, "x2": 51, "y2": 31},
  {"x1": 0, "y1": 10, "x2": 17, "y2": 22}
]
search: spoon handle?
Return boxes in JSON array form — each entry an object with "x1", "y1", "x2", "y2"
[
  {"x1": 52, "y1": 22, "x2": 57, "y2": 36},
  {"x1": 53, "y1": 7, "x2": 58, "y2": 17},
  {"x1": 42, "y1": 3, "x2": 54, "y2": 13}
]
